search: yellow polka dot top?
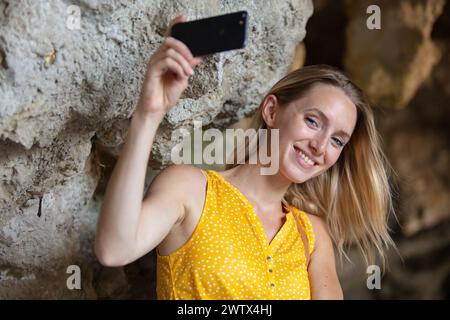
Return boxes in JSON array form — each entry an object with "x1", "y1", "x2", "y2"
[{"x1": 156, "y1": 169, "x2": 315, "y2": 300}]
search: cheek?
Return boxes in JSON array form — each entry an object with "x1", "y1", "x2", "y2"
[
  {"x1": 279, "y1": 120, "x2": 311, "y2": 141},
  {"x1": 324, "y1": 149, "x2": 343, "y2": 168}
]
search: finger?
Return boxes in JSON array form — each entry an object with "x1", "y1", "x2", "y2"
[
  {"x1": 164, "y1": 14, "x2": 187, "y2": 38},
  {"x1": 164, "y1": 36, "x2": 194, "y2": 63},
  {"x1": 191, "y1": 57, "x2": 203, "y2": 67},
  {"x1": 148, "y1": 35, "x2": 195, "y2": 69},
  {"x1": 165, "y1": 48, "x2": 194, "y2": 76},
  {"x1": 159, "y1": 56, "x2": 187, "y2": 80}
]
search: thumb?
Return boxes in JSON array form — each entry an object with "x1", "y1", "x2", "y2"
[{"x1": 164, "y1": 14, "x2": 187, "y2": 37}]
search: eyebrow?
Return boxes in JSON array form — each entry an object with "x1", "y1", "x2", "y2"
[{"x1": 304, "y1": 107, "x2": 351, "y2": 139}]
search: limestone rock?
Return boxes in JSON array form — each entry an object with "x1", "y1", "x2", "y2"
[
  {"x1": 377, "y1": 41, "x2": 450, "y2": 237},
  {"x1": 344, "y1": 0, "x2": 445, "y2": 109},
  {"x1": 0, "y1": 0, "x2": 313, "y2": 298}
]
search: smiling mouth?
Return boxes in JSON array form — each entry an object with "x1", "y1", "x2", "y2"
[{"x1": 293, "y1": 146, "x2": 317, "y2": 168}]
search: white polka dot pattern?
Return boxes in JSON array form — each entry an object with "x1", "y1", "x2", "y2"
[{"x1": 156, "y1": 169, "x2": 315, "y2": 300}]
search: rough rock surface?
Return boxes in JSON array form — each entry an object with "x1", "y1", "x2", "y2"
[
  {"x1": 2, "y1": 0, "x2": 448, "y2": 300},
  {"x1": 0, "y1": 0, "x2": 313, "y2": 298},
  {"x1": 344, "y1": 0, "x2": 445, "y2": 110}
]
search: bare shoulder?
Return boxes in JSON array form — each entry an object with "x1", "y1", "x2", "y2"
[
  {"x1": 305, "y1": 213, "x2": 327, "y2": 231},
  {"x1": 305, "y1": 213, "x2": 332, "y2": 249},
  {"x1": 148, "y1": 164, "x2": 207, "y2": 222},
  {"x1": 153, "y1": 163, "x2": 205, "y2": 187},
  {"x1": 158, "y1": 164, "x2": 202, "y2": 180},
  {"x1": 149, "y1": 164, "x2": 208, "y2": 256},
  {"x1": 305, "y1": 213, "x2": 343, "y2": 299}
]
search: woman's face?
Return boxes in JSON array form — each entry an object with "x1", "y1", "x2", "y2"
[{"x1": 263, "y1": 84, "x2": 358, "y2": 183}]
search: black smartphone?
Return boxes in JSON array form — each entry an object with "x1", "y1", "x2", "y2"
[{"x1": 170, "y1": 11, "x2": 248, "y2": 57}]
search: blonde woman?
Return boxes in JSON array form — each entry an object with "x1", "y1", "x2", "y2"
[{"x1": 95, "y1": 15, "x2": 396, "y2": 300}]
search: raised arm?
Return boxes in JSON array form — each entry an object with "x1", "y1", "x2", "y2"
[{"x1": 94, "y1": 14, "x2": 202, "y2": 267}]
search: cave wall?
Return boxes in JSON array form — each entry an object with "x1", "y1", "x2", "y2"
[
  {"x1": 0, "y1": 0, "x2": 313, "y2": 299},
  {"x1": 1, "y1": 0, "x2": 449, "y2": 300}
]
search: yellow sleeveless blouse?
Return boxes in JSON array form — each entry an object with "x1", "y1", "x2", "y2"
[{"x1": 156, "y1": 169, "x2": 315, "y2": 300}]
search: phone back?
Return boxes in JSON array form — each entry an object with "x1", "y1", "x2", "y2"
[{"x1": 171, "y1": 11, "x2": 248, "y2": 57}]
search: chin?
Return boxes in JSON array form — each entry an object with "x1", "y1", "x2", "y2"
[{"x1": 278, "y1": 163, "x2": 315, "y2": 184}]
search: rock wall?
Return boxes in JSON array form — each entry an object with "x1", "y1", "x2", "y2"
[
  {"x1": 1, "y1": 0, "x2": 448, "y2": 300},
  {"x1": 0, "y1": 0, "x2": 314, "y2": 299}
]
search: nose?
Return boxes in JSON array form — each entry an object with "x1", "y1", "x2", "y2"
[{"x1": 309, "y1": 134, "x2": 327, "y2": 156}]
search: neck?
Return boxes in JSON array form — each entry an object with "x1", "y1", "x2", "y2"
[{"x1": 224, "y1": 164, "x2": 292, "y2": 213}]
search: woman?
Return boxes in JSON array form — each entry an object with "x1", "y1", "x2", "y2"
[{"x1": 95, "y1": 14, "x2": 397, "y2": 300}]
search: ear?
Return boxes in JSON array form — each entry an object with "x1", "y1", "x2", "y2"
[{"x1": 261, "y1": 94, "x2": 279, "y2": 128}]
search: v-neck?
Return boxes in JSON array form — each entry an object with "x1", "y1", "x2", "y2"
[{"x1": 208, "y1": 169, "x2": 293, "y2": 248}]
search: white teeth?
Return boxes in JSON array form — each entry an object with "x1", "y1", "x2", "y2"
[
  {"x1": 295, "y1": 147, "x2": 315, "y2": 165},
  {"x1": 301, "y1": 152, "x2": 314, "y2": 165}
]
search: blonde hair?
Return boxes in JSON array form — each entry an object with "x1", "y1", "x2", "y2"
[{"x1": 226, "y1": 64, "x2": 398, "y2": 270}]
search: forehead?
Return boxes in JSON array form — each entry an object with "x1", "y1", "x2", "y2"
[{"x1": 290, "y1": 84, "x2": 358, "y2": 135}]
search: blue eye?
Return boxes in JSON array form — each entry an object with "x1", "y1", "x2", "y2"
[
  {"x1": 306, "y1": 116, "x2": 345, "y2": 147},
  {"x1": 333, "y1": 138, "x2": 344, "y2": 147},
  {"x1": 305, "y1": 117, "x2": 317, "y2": 127}
]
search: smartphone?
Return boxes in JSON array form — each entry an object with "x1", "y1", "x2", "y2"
[{"x1": 170, "y1": 11, "x2": 248, "y2": 57}]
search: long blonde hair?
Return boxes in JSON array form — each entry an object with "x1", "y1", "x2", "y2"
[{"x1": 226, "y1": 64, "x2": 398, "y2": 270}]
